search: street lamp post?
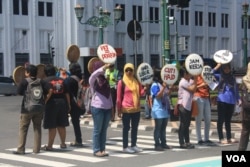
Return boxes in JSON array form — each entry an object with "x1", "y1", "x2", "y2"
[
  {"x1": 74, "y1": 4, "x2": 123, "y2": 45},
  {"x1": 242, "y1": 3, "x2": 249, "y2": 67},
  {"x1": 162, "y1": 0, "x2": 170, "y2": 65},
  {"x1": 169, "y1": 17, "x2": 178, "y2": 63}
]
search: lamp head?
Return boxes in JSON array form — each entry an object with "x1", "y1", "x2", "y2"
[
  {"x1": 74, "y1": 4, "x2": 84, "y2": 22},
  {"x1": 114, "y1": 5, "x2": 123, "y2": 23},
  {"x1": 242, "y1": 3, "x2": 249, "y2": 13}
]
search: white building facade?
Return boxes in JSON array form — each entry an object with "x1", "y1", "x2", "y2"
[{"x1": 0, "y1": 0, "x2": 248, "y2": 77}]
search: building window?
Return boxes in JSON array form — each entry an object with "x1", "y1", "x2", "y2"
[
  {"x1": 180, "y1": 10, "x2": 189, "y2": 25},
  {"x1": 38, "y1": 1, "x2": 44, "y2": 16},
  {"x1": 208, "y1": 12, "x2": 216, "y2": 27},
  {"x1": 116, "y1": 4, "x2": 125, "y2": 21},
  {"x1": 0, "y1": 53, "x2": 3, "y2": 75},
  {"x1": 40, "y1": 53, "x2": 51, "y2": 64},
  {"x1": 22, "y1": 0, "x2": 28, "y2": 15},
  {"x1": 221, "y1": 13, "x2": 228, "y2": 28},
  {"x1": 195, "y1": 11, "x2": 203, "y2": 26},
  {"x1": 46, "y1": 2, "x2": 52, "y2": 17},
  {"x1": 13, "y1": 0, "x2": 19, "y2": 15},
  {"x1": 15, "y1": 53, "x2": 29, "y2": 67},
  {"x1": 13, "y1": 0, "x2": 28, "y2": 15},
  {"x1": 170, "y1": 9, "x2": 174, "y2": 17},
  {"x1": 150, "y1": 7, "x2": 159, "y2": 23},
  {"x1": 150, "y1": 54, "x2": 160, "y2": 68},
  {"x1": 133, "y1": 5, "x2": 142, "y2": 21},
  {"x1": 195, "y1": 36, "x2": 203, "y2": 53},
  {"x1": 0, "y1": 0, "x2": 2, "y2": 14}
]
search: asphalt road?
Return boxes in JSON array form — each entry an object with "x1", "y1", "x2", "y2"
[{"x1": 0, "y1": 95, "x2": 248, "y2": 167}]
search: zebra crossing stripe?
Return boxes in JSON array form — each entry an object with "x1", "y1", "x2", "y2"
[{"x1": 0, "y1": 153, "x2": 74, "y2": 167}]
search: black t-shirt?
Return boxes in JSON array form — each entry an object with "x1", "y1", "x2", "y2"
[
  {"x1": 65, "y1": 77, "x2": 78, "y2": 98},
  {"x1": 44, "y1": 76, "x2": 69, "y2": 99}
]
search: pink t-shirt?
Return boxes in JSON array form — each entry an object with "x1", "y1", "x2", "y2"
[{"x1": 177, "y1": 78, "x2": 194, "y2": 111}]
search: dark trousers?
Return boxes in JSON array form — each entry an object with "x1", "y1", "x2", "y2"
[
  {"x1": 154, "y1": 118, "x2": 168, "y2": 147},
  {"x1": 238, "y1": 109, "x2": 250, "y2": 151},
  {"x1": 70, "y1": 105, "x2": 82, "y2": 143},
  {"x1": 122, "y1": 112, "x2": 140, "y2": 148},
  {"x1": 217, "y1": 101, "x2": 234, "y2": 140},
  {"x1": 178, "y1": 105, "x2": 192, "y2": 145}
]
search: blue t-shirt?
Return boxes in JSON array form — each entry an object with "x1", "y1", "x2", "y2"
[{"x1": 150, "y1": 82, "x2": 169, "y2": 119}]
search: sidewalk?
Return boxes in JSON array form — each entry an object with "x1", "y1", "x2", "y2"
[{"x1": 80, "y1": 111, "x2": 243, "y2": 139}]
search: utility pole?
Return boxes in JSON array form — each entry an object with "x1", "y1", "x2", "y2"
[
  {"x1": 243, "y1": 3, "x2": 249, "y2": 67},
  {"x1": 162, "y1": 0, "x2": 170, "y2": 65}
]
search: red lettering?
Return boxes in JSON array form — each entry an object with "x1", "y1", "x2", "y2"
[
  {"x1": 164, "y1": 68, "x2": 175, "y2": 74},
  {"x1": 164, "y1": 74, "x2": 175, "y2": 80}
]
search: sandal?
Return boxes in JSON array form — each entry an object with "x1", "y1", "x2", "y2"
[
  {"x1": 41, "y1": 145, "x2": 53, "y2": 151},
  {"x1": 228, "y1": 139, "x2": 239, "y2": 143},
  {"x1": 219, "y1": 139, "x2": 228, "y2": 144},
  {"x1": 60, "y1": 144, "x2": 67, "y2": 149},
  {"x1": 94, "y1": 151, "x2": 105, "y2": 157}
]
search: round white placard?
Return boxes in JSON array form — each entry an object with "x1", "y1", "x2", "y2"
[
  {"x1": 213, "y1": 50, "x2": 233, "y2": 64},
  {"x1": 160, "y1": 64, "x2": 178, "y2": 85},
  {"x1": 97, "y1": 44, "x2": 117, "y2": 64},
  {"x1": 136, "y1": 63, "x2": 154, "y2": 85},
  {"x1": 201, "y1": 65, "x2": 214, "y2": 84},
  {"x1": 185, "y1": 53, "x2": 204, "y2": 75}
]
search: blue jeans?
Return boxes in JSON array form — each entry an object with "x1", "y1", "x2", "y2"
[
  {"x1": 122, "y1": 112, "x2": 140, "y2": 148},
  {"x1": 91, "y1": 107, "x2": 111, "y2": 153},
  {"x1": 195, "y1": 97, "x2": 211, "y2": 141},
  {"x1": 154, "y1": 118, "x2": 168, "y2": 147}
]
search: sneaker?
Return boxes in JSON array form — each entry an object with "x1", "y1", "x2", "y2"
[
  {"x1": 12, "y1": 151, "x2": 25, "y2": 155},
  {"x1": 131, "y1": 146, "x2": 143, "y2": 153},
  {"x1": 70, "y1": 142, "x2": 83, "y2": 147},
  {"x1": 162, "y1": 145, "x2": 172, "y2": 149},
  {"x1": 123, "y1": 147, "x2": 135, "y2": 154},
  {"x1": 155, "y1": 146, "x2": 164, "y2": 151},
  {"x1": 197, "y1": 140, "x2": 205, "y2": 145},
  {"x1": 186, "y1": 143, "x2": 195, "y2": 149},
  {"x1": 204, "y1": 140, "x2": 217, "y2": 146}
]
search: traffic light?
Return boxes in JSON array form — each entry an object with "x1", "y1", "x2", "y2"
[
  {"x1": 51, "y1": 47, "x2": 55, "y2": 58},
  {"x1": 177, "y1": 0, "x2": 190, "y2": 8},
  {"x1": 169, "y1": 0, "x2": 178, "y2": 5}
]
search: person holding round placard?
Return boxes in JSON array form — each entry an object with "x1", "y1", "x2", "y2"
[
  {"x1": 116, "y1": 63, "x2": 147, "y2": 154},
  {"x1": 194, "y1": 74, "x2": 216, "y2": 146},
  {"x1": 89, "y1": 63, "x2": 113, "y2": 157},
  {"x1": 212, "y1": 63, "x2": 241, "y2": 144},
  {"x1": 177, "y1": 67, "x2": 197, "y2": 149},
  {"x1": 150, "y1": 70, "x2": 172, "y2": 151}
]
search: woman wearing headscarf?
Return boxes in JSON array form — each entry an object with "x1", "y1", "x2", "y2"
[
  {"x1": 238, "y1": 62, "x2": 250, "y2": 151},
  {"x1": 89, "y1": 62, "x2": 113, "y2": 157},
  {"x1": 116, "y1": 63, "x2": 147, "y2": 154},
  {"x1": 213, "y1": 63, "x2": 240, "y2": 144}
]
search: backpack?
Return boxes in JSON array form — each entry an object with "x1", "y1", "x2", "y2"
[
  {"x1": 241, "y1": 88, "x2": 250, "y2": 109},
  {"x1": 50, "y1": 78, "x2": 64, "y2": 94},
  {"x1": 70, "y1": 75, "x2": 86, "y2": 115},
  {"x1": 24, "y1": 78, "x2": 45, "y2": 112}
]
